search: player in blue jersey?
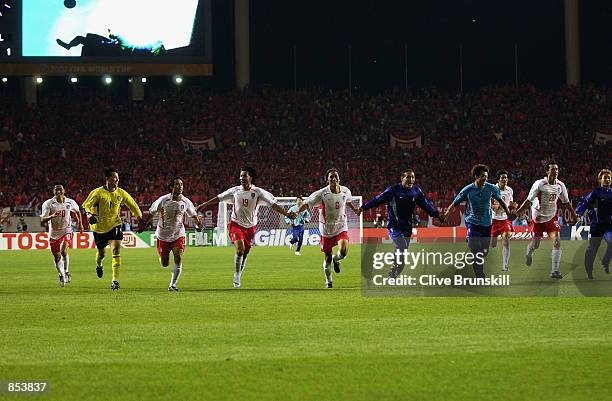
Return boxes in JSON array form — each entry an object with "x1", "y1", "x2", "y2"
[
  {"x1": 575, "y1": 169, "x2": 612, "y2": 279},
  {"x1": 357, "y1": 169, "x2": 442, "y2": 278},
  {"x1": 441, "y1": 164, "x2": 515, "y2": 278},
  {"x1": 284, "y1": 196, "x2": 311, "y2": 256}
]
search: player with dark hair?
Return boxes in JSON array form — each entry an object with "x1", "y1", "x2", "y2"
[
  {"x1": 82, "y1": 168, "x2": 144, "y2": 290},
  {"x1": 491, "y1": 169, "x2": 518, "y2": 271},
  {"x1": 441, "y1": 164, "x2": 515, "y2": 278},
  {"x1": 514, "y1": 160, "x2": 578, "y2": 279},
  {"x1": 40, "y1": 182, "x2": 84, "y2": 287},
  {"x1": 148, "y1": 177, "x2": 203, "y2": 291},
  {"x1": 297, "y1": 168, "x2": 360, "y2": 288},
  {"x1": 284, "y1": 196, "x2": 311, "y2": 256},
  {"x1": 575, "y1": 169, "x2": 612, "y2": 279},
  {"x1": 357, "y1": 169, "x2": 442, "y2": 278},
  {"x1": 196, "y1": 167, "x2": 295, "y2": 288}
]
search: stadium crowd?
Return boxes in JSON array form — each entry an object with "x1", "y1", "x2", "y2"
[{"x1": 0, "y1": 84, "x2": 610, "y2": 225}]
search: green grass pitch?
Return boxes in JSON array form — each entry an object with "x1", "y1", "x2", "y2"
[{"x1": 1, "y1": 243, "x2": 611, "y2": 401}]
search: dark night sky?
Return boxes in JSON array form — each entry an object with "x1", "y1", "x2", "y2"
[
  {"x1": 240, "y1": 0, "x2": 611, "y2": 91},
  {"x1": 0, "y1": 0, "x2": 609, "y2": 91}
]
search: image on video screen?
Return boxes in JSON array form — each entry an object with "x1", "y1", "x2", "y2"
[{"x1": 23, "y1": 0, "x2": 207, "y2": 57}]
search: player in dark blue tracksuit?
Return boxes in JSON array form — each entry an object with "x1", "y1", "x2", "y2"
[
  {"x1": 359, "y1": 170, "x2": 441, "y2": 278},
  {"x1": 575, "y1": 169, "x2": 612, "y2": 279}
]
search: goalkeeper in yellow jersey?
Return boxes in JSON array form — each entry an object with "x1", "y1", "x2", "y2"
[{"x1": 83, "y1": 167, "x2": 144, "y2": 290}]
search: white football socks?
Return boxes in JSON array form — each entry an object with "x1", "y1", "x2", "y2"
[
  {"x1": 55, "y1": 258, "x2": 65, "y2": 277},
  {"x1": 63, "y1": 254, "x2": 70, "y2": 272},
  {"x1": 234, "y1": 254, "x2": 243, "y2": 274},
  {"x1": 240, "y1": 255, "x2": 248, "y2": 274},
  {"x1": 170, "y1": 263, "x2": 182, "y2": 286},
  {"x1": 526, "y1": 242, "x2": 535, "y2": 257},
  {"x1": 502, "y1": 243, "x2": 510, "y2": 269},
  {"x1": 551, "y1": 249, "x2": 562, "y2": 272},
  {"x1": 323, "y1": 260, "x2": 332, "y2": 284}
]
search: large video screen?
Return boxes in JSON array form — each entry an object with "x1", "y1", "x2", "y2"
[
  {"x1": 22, "y1": 0, "x2": 209, "y2": 59},
  {"x1": 0, "y1": 0, "x2": 213, "y2": 76}
]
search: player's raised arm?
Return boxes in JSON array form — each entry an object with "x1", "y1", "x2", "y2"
[
  {"x1": 196, "y1": 196, "x2": 220, "y2": 212},
  {"x1": 359, "y1": 186, "x2": 394, "y2": 215}
]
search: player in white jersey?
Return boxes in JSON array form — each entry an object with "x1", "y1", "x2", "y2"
[
  {"x1": 515, "y1": 161, "x2": 578, "y2": 278},
  {"x1": 148, "y1": 177, "x2": 203, "y2": 291},
  {"x1": 40, "y1": 182, "x2": 84, "y2": 287},
  {"x1": 196, "y1": 167, "x2": 295, "y2": 288},
  {"x1": 297, "y1": 168, "x2": 360, "y2": 288},
  {"x1": 491, "y1": 170, "x2": 518, "y2": 271}
]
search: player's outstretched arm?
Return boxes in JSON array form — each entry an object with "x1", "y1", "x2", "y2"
[
  {"x1": 514, "y1": 199, "x2": 531, "y2": 217},
  {"x1": 499, "y1": 201, "x2": 516, "y2": 221},
  {"x1": 194, "y1": 214, "x2": 204, "y2": 231},
  {"x1": 347, "y1": 201, "x2": 360, "y2": 215},
  {"x1": 416, "y1": 190, "x2": 440, "y2": 218},
  {"x1": 492, "y1": 192, "x2": 516, "y2": 220},
  {"x1": 564, "y1": 202, "x2": 579, "y2": 225},
  {"x1": 575, "y1": 191, "x2": 594, "y2": 217},
  {"x1": 441, "y1": 203, "x2": 456, "y2": 222},
  {"x1": 196, "y1": 196, "x2": 220, "y2": 212},
  {"x1": 272, "y1": 203, "x2": 295, "y2": 219}
]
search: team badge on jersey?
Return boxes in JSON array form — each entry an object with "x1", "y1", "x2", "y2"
[
  {"x1": 180, "y1": 205, "x2": 185, "y2": 211},
  {"x1": 251, "y1": 193, "x2": 255, "y2": 199},
  {"x1": 117, "y1": 196, "x2": 122, "y2": 202}
]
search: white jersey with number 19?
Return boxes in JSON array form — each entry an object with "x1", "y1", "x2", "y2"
[{"x1": 217, "y1": 185, "x2": 278, "y2": 228}]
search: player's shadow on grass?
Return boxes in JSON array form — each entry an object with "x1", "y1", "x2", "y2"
[
  {"x1": 184, "y1": 287, "x2": 360, "y2": 292},
  {"x1": 570, "y1": 241, "x2": 612, "y2": 296}
]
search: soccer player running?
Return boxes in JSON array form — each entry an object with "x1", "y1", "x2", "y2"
[
  {"x1": 148, "y1": 177, "x2": 203, "y2": 291},
  {"x1": 441, "y1": 164, "x2": 515, "y2": 278},
  {"x1": 514, "y1": 160, "x2": 578, "y2": 279},
  {"x1": 83, "y1": 168, "x2": 144, "y2": 290},
  {"x1": 40, "y1": 182, "x2": 84, "y2": 287},
  {"x1": 575, "y1": 169, "x2": 612, "y2": 279},
  {"x1": 357, "y1": 169, "x2": 442, "y2": 278},
  {"x1": 297, "y1": 168, "x2": 360, "y2": 288},
  {"x1": 284, "y1": 196, "x2": 311, "y2": 256},
  {"x1": 491, "y1": 170, "x2": 518, "y2": 271},
  {"x1": 196, "y1": 167, "x2": 295, "y2": 288}
]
